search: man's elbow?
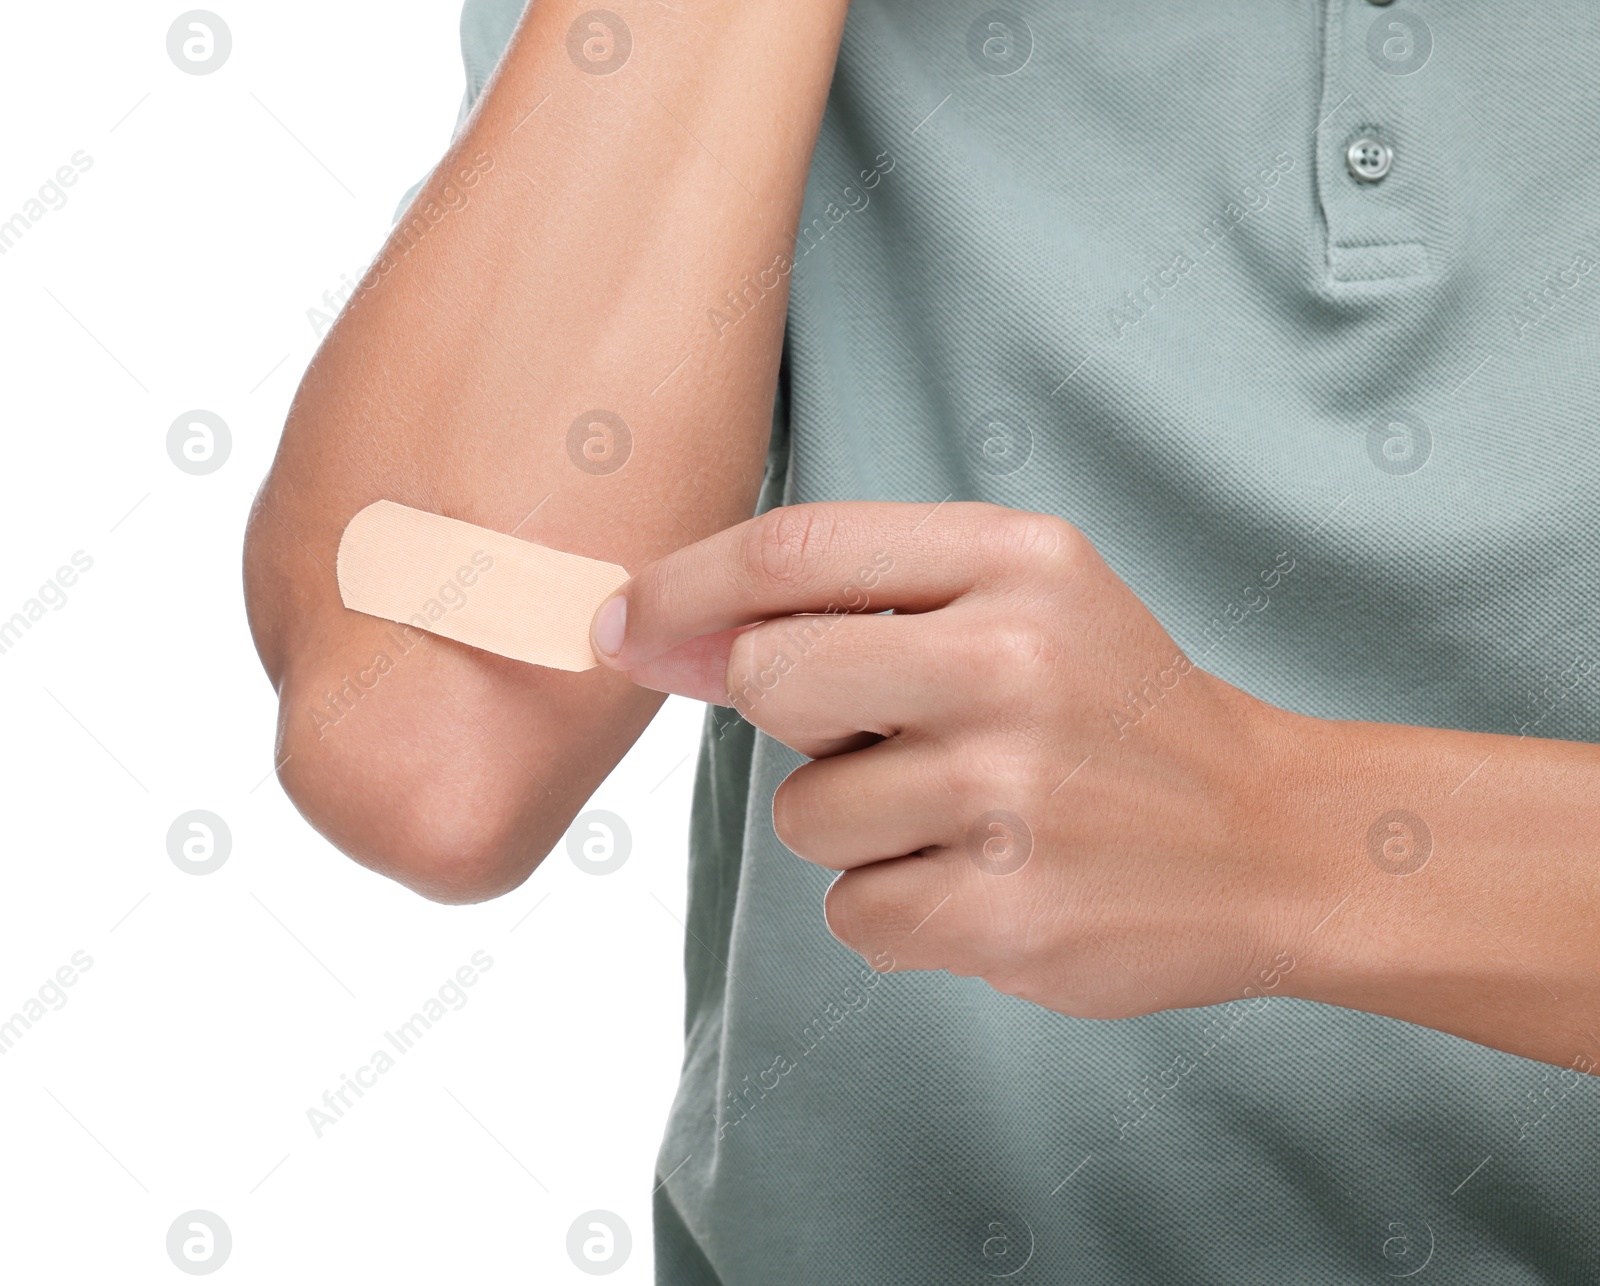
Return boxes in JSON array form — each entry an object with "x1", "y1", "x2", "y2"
[
  {"x1": 245, "y1": 513, "x2": 641, "y2": 904},
  {"x1": 273, "y1": 674, "x2": 564, "y2": 905},
  {"x1": 280, "y1": 742, "x2": 556, "y2": 903}
]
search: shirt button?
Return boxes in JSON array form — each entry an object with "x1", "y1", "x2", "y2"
[
  {"x1": 1366, "y1": 0, "x2": 1393, "y2": 6},
  {"x1": 1346, "y1": 135, "x2": 1393, "y2": 182}
]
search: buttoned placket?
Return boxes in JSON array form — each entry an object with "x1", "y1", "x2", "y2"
[{"x1": 1312, "y1": 0, "x2": 1437, "y2": 283}]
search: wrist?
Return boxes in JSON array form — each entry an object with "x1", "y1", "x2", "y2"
[
  {"x1": 1188, "y1": 680, "x2": 1349, "y2": 1006},
  {"x1": 1228, "y1": 695, "x2": 1344, "y2": 992},
  {"x1": 1256, "y1": 708, "x2": 1472, "y2": 1015}
]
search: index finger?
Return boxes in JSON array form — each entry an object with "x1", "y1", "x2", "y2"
[{"x1": 590, "y1": 500, "x2": 1023, "y2": 671}]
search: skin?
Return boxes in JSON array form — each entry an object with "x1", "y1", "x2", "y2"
[
  {"x1": 246, "y1": 2, "x2": 1597, "y2": 1076},
  {"x1": 592, "y1": 501, "x2": 1600, "y2": 1075},
  {"x1": 242, "y1": 0, "x2": 853, "y2": 901}
]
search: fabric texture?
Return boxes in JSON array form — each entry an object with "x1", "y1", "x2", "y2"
[{"x1": 451, "y1": 3, "x2": 1600, "y2": 1281}]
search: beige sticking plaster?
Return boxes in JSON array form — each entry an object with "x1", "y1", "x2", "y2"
[{"x1": 336, "y1": 500, "x2": 629, "y2": 672}]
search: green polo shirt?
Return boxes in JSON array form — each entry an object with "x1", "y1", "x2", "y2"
[{"x1": 448, "y1": 3, "x2": 1600, "y2": 1280}]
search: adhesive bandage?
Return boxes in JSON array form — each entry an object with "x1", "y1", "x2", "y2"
[{"x1": 336, "y1": 500, "x2": 629, "y2": 671}]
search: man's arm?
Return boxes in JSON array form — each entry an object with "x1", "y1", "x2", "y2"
[
  {"x1": 589, "y1": 500, "x2": 1600, "y2": 1072},
  {"x1": 1265, "y1": 711, "x2": 1600, "y2": 1072},
  {"x1": 243, "y1": 0, "x2": 852, "y2": 902}
]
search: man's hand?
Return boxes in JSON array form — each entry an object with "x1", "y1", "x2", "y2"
[
  {"x1": 590, "y1": 501, "x2": 1295, "y2": 1019},
  {"x1": 593, "y1": 500, "x2": 1600, "y2": 1073}
]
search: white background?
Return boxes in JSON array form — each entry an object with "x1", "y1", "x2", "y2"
[{"x1": 0, "y1": 3, "x2": 697, "y2": 1280}]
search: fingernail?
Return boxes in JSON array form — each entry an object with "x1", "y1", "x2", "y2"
[{"x1": 593, "y1": 594, "x2": 627, "y2": 660}]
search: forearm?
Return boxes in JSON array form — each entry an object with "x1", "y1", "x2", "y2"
[
  {"x1": 244, "y1": 0, "x2": 852, "y2": 899},
  {"x1": 1267, "y1": 704, "x2": 1600, "y2": 1070}
]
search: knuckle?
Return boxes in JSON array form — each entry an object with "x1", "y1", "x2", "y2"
[
  {"x1": 987, "y1": 620, "x2": 1053, "y2": 674},
  {"x1": 725, "y1": 621, "x2": 763, "y2": 689},
  {"x1": 823, "y1": 871, "x2": 886, "y2": 951},
  {"x1": 724, "y1": 620, "x2": 790, "y2": 713},
  {"x1": 981, "y1": 964, "x2": 1036, "y2": 1001},
  {"x1": 939, "y1": 617, "x2": 1053, "y2": 692},
  {"x1": 745, "y1": 505, "x2": 834, "y2": 591},
  {"x1": 990, "y1": 511, "x2": 1090, "y2": 581}
]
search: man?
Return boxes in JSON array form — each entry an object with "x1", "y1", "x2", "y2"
[{"x1": 244, "y1": 1, "x2": 1600, "y2": 1280}]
